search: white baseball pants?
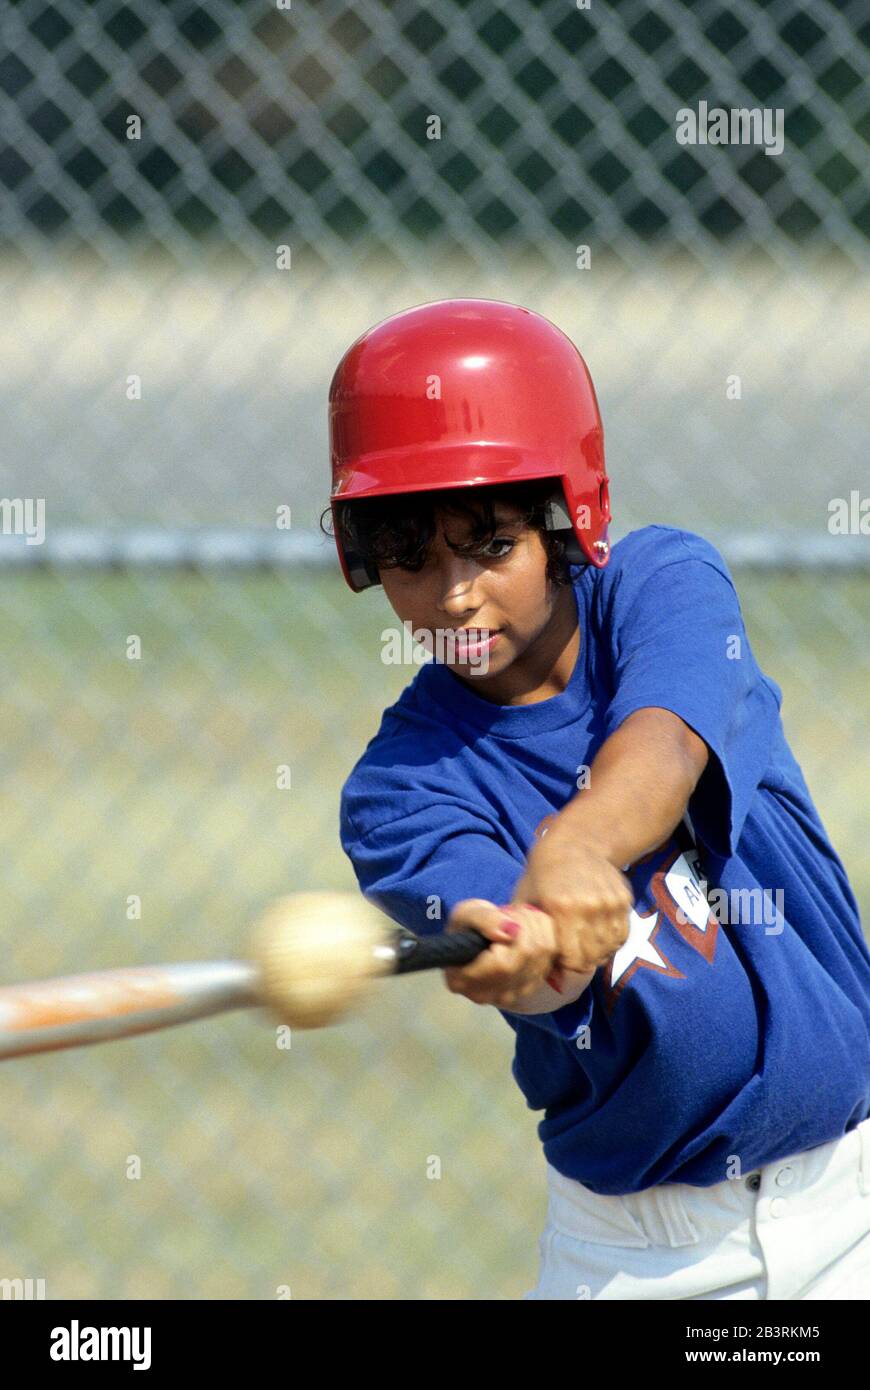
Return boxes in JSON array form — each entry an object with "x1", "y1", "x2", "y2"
[{"x1": 526, "y1": 1115, "x2": 870, "y2": 1300}]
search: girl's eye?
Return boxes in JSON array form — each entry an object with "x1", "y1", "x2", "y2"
[
  {"x1": 392, "y1": 536, "x2": 515, "y2": 570},
  {"x1": 481, "y1": 537, "x2": 516, "y2": 559},
  {"x1": 390, "y1": 552, "x2": 427, "y2": 573}
]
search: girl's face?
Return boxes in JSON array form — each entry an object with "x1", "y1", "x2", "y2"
[{"x1": 378, "y1": 500, "x2": 580, "y2": 705}]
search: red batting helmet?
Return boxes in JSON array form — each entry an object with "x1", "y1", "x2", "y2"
[{"x1": 328, "y1": 298, "x2": 611, "y2": 592}]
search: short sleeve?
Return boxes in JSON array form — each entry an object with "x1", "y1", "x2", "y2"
[
  {"x1": 341, "y1": 803, "x2": 593, "y2": 1040},
  {"x1": 342, "y1": 805, "x2": 525, "y2": 935},
  {"x1": 600, "y1": 529, "x2": 782, "y2": 861}
]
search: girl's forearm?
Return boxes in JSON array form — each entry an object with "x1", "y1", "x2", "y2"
[
  {"x1": 503, "y1": 710, "x2": 709, "y2": 1017},
  {"x1": 501, "y1": 968, "x2": 594, "y2": 1016},
  {"x1": 545, "y1": 707, "x2": 709, "y2": 869}
]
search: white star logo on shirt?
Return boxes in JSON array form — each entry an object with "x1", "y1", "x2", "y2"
[{"x1": 609, "y1": 907, "x2": 669, "y2": 987}]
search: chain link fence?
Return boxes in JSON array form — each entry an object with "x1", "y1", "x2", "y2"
[{"x1": 0, "y1": 0, "x2": 867, "y2": 1298}]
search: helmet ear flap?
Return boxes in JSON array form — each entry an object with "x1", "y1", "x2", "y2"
[
  {"x1": 541, "y1": 488, "x2": 587, "y2": 567},
  {"x1": 346, "y1": 553, "x2": 380, "y2": 591},
  {"x1": 331, "y1": 498, "x2": 381, "y2": 590}
]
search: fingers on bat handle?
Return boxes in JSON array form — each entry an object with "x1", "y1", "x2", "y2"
[{"x1": 393, "y1": 928, "x2": 490, "y2": 975}]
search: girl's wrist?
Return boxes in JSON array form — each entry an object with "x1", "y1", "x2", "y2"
[{"x1": 534, "y1": 813, "x2": 622, "y2": 868}]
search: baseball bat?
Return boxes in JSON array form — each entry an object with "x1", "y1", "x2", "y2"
[{"x1": 0, "y1": 918, "x2": 490, "y2": 1061}]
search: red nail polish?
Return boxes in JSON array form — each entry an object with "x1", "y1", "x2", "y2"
[{"x1": 500, "y1": 917, "x2": 520, "y2": 938}]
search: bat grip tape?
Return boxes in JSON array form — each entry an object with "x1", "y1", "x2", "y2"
[{"x1": 393, "y1": 928, "x2": 490, "y2": 975}]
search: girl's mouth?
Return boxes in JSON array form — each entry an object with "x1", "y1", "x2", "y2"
[{"x1": 452, "y1": 628, "x2": 504, "y2": 660}]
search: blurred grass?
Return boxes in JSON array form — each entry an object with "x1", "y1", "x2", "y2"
[{"x1": 0, "y1": 569, "x2": 866, "y2": 1299}]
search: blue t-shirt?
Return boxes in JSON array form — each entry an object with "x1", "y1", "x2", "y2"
[{"x1": 339, "y1": 525, "x2": 870, "y2": 1194}]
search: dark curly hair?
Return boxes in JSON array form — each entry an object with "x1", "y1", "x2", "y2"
[{"x1": 319, "y1": 479, "x2": 574, "y2": 588}]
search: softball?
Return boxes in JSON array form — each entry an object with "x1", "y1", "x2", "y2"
[{"x1": 250, "y1": 891, "x2": 392, "y2": 1029}]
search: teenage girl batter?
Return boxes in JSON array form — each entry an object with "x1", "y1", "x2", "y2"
[{"x1": 324, "y1": 298, "x2": 870, "y2": 1300}]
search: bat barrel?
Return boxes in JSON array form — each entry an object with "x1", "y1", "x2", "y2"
[{"x1": 0, "y1": 961, "x2": 259, "y2": 1059}]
